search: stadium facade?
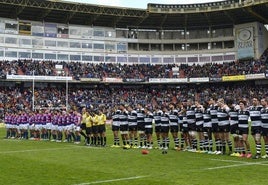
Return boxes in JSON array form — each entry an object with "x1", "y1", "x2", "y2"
[{"x1": 0, "y1": 0, "x2": 267, "y2": 84}]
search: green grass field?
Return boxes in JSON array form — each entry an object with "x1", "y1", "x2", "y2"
[{"x1": 0, "y1": 127, "x2": 268, "y2": 185}]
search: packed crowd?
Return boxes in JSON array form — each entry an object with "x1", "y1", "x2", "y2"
[
  {"x1": 0, "y1": 82, "x2": 268, "y2": 119},
  {"x1": 0, "y1": 48, "x2": 267, "y2": 79}
]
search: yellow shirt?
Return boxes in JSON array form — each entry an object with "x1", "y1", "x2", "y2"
[
  {"x1": 81, "y1": 112, "x2": 88, "y2": 124},
  {"x1": 98, "y1": 113, "x2": 106, "y2": 125},
  {"x1": 85, "y1": 115, "x2": 92, "y2": 127},
  {"x1": 92, "y1": 115, "x2": 99, "y2": 126}
]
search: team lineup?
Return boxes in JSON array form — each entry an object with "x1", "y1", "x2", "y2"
[{"x1": 3, "y1": 96, "x2": 268, "y2": 159}]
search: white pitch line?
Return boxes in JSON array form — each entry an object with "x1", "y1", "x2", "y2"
[
  {"x1": 0, "y1": 146, "x2": 78, "y2": 154},
  {"x1": 74, "y1": 176, "x2": 148, "y2": 185},
  {"x1": 204, "y1": 158, "x2": 268, "y2": 170}
]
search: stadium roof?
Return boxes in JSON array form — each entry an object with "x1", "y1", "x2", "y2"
[{"x1": 0, "y1": 0, "x2": 267, "y2": 29}]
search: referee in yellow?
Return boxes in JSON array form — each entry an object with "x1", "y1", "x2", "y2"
[{"x1": 97, "y1": 108, "x2": 107, "y2": 147}]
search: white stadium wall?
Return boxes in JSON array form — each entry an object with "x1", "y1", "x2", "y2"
[{"x1": 0, "y1": 17, "x2": 267, "y2": 64}]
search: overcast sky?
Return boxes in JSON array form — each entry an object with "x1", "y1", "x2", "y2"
[{"x1": 65, "y1": 0, "x2": 225, "y2": 9}]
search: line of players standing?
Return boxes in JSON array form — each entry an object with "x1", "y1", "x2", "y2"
[{"x1": 111, "y1": 97, "x2": 268, "y2": 159}]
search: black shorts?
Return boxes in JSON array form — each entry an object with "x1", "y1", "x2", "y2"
[
  {"x1": 92, "y1": 125, "x2": 98, "y2": 134},
  {"x1": 188, "y1": 124, "x2": 196, "y2": 131},
  {"x1": 155, "y1": 125, "x2": 161, "y2": 133},
  {"x1": 251, "y1": 126, "x2": 262, "y2": 135},
  {"x1": 112, "y1": 125, "x2": 120, "y2": 131},
  {"x1": 170, "y1": 125, "x2": 179, "y2": 133},
  {"x1": 129, "y1": 125, "x2": 138, "y2": 132},
  {"x1": 161, "y1": 126, "x2": 169, "y2": 133},
  {"x1": 212, "y1": 123, "x2": 219, "y2": 132},
  {"x1": 238, "y1": 127, "x2": 249, "y2": 135},
  {"x1": 218, "y1": 125, "x2": 230, "y2": 133},
  {"x1": 98, "y1": 124, "x2": 106, "y2": 133},
  {"x1": 137, "y1": 122, "x2": 145, "y2": 131},
  {"x1": 181, "y1": 126, "x2": 188, "y2": 133},
  {"x1": 262, "y1": 127, "x2": 268, "y2": 136},
  {"x1": 120, "y1": 124, "x2": 129, "y2": 132},
  {"x1": 196, "y1": 124, "x2": 204, "y2": 132},
  {"x1": 80, "y1": 123, "x2": 86, "y2": 130},
  {"x1": 85, "y1": 127, "x2": 92, "y2": 135},
  {"x1": 230, "y1": 124, "x2": 239, "y2": 135},
  {"x1": 145, "y1": 128, "x2": 153, "y2": 135}
]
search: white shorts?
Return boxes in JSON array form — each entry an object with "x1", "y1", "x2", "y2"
[
  {"x1": 46, "y1": 123, "x2": 52, "y2": 130},
  {"x1": 19, "y1": 123, "x2": 29, "y2": 130}
]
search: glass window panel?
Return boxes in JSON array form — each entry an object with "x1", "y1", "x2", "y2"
[
  {"x1": 0, "y1": 50, "x2": 4, "y2": 57},
  {"x1": 82, "y1": 42, "x2": 92, "y2": 49},
  {"x1": 163, "y1": 57, "x2": 174, "y2": 63},
  {"x1": 93, "y1": 30, "x2": 104, "y2": 37},
  {"x1": 105, "y1": 30, "x2": 115, "y2": 37},
  {"x1": 70, "y1": 42, "x2": 81, "y2": 48},
  {"x1": 140, "y1": 57, "x2": 150, "y2": 63},
  {"x1": 117, "y1": 56, "x2": 127, "y2": 63},
  {"x1": 32, "y1": 39, "x2": 43, "y2": 46},
  {"x1": 0, "y1": 36, "x2": 4, "y2": 43},
  {"x1": 19, "y1": 38, "x2": 31, "y2": 45},
  {"x1": 45, "y1": 40, "x2": 56, "y2": 47},
  {"x1": 70, "y1": 55, "x2": 81, "y2": 61},
  {"x1": 32, "y1": 52, "x2": 43, "y2": 59},
  {"x1": 93, "y1": 43, "x2": 104, "y2": 50},
  {"x1": 152, "y1": 57, "x2": 161, "y2": 63},
  {"x1": 57, "y1": 54, "x2": 69, "y2": 60},
  {"x1": 105, "y1": 56, "x2": 116, "y2": 62},
  {"x1": 188, "y1": 57, "x2": 198, "y2": 63},
  {"x1": 5, "y1": 51, "x2": 17, "y2": 58},
  {"x1": 5, "y1": 23, "x2": 17, "y2": 30},
  {"x1": 5, "y1": 37, "x2": 17, "y2": 44},
  {"x1": 57, "y1": 41, "x2": 68, "y2": 48},
  {"x1": 117, "y1": 43, "x2": 127, "y2": 51},
  {"x1": 93, "y1": 56, "x2": 104, "y2": 62},
  {"x1": 128, "y1": 57, "x2": 138, "y2": 63},
  {"x1": 82, "y1": 55, "x2": 92, "y2": 61},
  {"x1": 19, "y1": 52, "x2": 31, "y2": 58},
  {"x1": 175, "y1": 57, "x2": 186, "y2": 63},
  {"x1": 105, "y1": 43, "x2": 115, "y2": 51},
  {"x1": 45, "y1": 53, "x2": 56, "y2": 60}
]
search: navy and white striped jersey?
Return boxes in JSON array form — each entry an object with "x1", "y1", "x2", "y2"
[
  {"x1": 128, "y1": 110, "x2": 137, "y2": 126},
  {"x1": 229, "y1": 107, "x2": 238, "y2": 126},
  {"x1": 261, "y1": 107, "x2": 268, "y2": 128},
  {"x1": 161, "y1": 112, "x2": 170, "y2": 127},
  {"x1": 137, "y1": 109, "x2": 145, "y2": 124},
  {"x1": 203, "y1": 108, "x2": 211, "y2": 128},
  {"x1": 169, "y1": 109, "x2": 178, "y2": 126},
  {"x1": 210, "y1": 105, "x2": 219, "y2": 124},
  {"x1": 112, "y1": 110, "x2": 121, "y2": 126},
  {"x1": 119, "y1": 110, "x2": 128, "y2": 125},
  {"x1": 195, "y1": 107, "x2": 204, "y2": 126},
  {"x1": 248, "y1": 106, "x2": 262, "y2": 127},
  {"x1": 217, "y1": 106, "x2": 230, "y2": 126},
  {"x1": 238, "y1": 110, "x2": 250, "y2": 128},
  {"x1": 144, "y1": 112, "x2": 154, "y2": 128},
  {"x1": 153, "y1": 110, "x2": 163, "y2": 127},
  {"x1": 186, "y1": 106, "x2": 196, "y2": 125}
]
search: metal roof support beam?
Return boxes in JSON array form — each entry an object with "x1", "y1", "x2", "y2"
[{"x1": 246, "y1": 6, "x2": 268, "y2": 23}]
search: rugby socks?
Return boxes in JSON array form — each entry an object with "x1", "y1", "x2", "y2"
[
  {"x1": 180, "y1": 138, "x2": 185, "y2": 149},
  {"x1": 215, "y1": 139, "x2": 221, "y2": 151},
  {"x1": 228, "y1": 140, "x2": 233, "y2": 153},
  {"x1": 265, "y1": 144, "x2": 268, "y2": 155},
  {"x1": 134, "y1": 137, "x2": 138, "y2": 146},
  {"x1": 256, "y1": 143, "x2": 261, "y2": 156},
  {"x1": 174, "y1": 137, "x2": 179, "y2": 148}
]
